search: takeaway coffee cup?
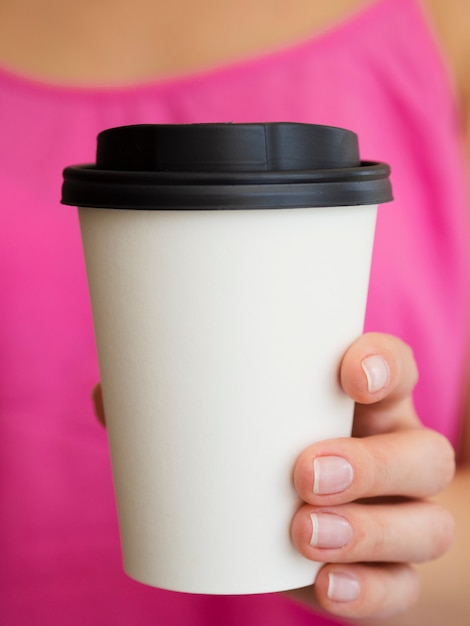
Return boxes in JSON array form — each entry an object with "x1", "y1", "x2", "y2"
[{"x1": 62, "y1": 122, "x2": 392, "y2": 595}]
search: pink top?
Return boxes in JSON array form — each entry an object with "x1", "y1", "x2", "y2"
[{"x1": 0, "y1": 0, "x2": 468, "y2": 624}]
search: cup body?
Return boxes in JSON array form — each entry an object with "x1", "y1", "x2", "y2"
[{"x1": 78, "y1": 203, "x2": 377, "y2": 594}]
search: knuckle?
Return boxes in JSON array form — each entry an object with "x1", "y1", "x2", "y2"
[
  {"x1": 414, "y1": 503, "x2": 455, "y2": 562},
  {"x1": 369, "y1": 516, "x2": 388, "y2": 556},
  {"x1": 405, "y1": 344, "x2": 419, "y2": 386},
  {"x1": 387, "y1": 334, "x2": 419, "y2": 388},
  {"x1": 354, "y1": 439, "x2": 378, "y2": 495},
  {"x1": 397, "y1": 566, "x2": 421, "y2": 613},
  {"x1": 427, "y1": 430, "x2": 456, "y2": 490},
  {"x1": 430, "y1": 508, "x2": 455, "y2": 560},
  {"x1": 370, "y1": 564, "x2": 420, "y2": 619}
]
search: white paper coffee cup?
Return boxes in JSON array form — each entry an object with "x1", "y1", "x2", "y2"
[{"x1": 62, "y1": 123, "x2": 392, "y2": 595}]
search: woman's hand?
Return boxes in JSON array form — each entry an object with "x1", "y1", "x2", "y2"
[
  {"x1": 91, "y1": 332, "x2": 456, "y2": 620},
  {"x1": 288, "y1": 332, "x2": 456, "y2": 621}
]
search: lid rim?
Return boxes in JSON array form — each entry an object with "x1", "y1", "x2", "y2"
[
  {"x1": 61, "y1": 177, "x2": 393, "y2": 210},
  {"x1": 62, "y1": 160, "x2": 391, "y2": 184}
]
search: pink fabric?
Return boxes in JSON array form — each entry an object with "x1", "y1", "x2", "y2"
[{"x1": 0, "y1": 0, "x2": 468, "y2": 623}]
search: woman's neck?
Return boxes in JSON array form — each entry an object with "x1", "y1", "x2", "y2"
[{"x1": 0, "y1": 0, "x2": 375, "y2": 85}]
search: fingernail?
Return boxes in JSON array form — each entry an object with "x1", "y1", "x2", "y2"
[
  {"x1": 310, "y1": 513, "x2": 353, "y2": 549},
  {"x1": 313, "y1": 456, "x2": 354, "y2": 495},
  {"x1": 327, "y1": 571, "x2": 361, "y2": 602},
  {"x1": 361, "y1": 354, "x2": 390, "y2": 393}
]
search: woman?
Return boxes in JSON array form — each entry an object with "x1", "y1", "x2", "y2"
[{"x1": 0, "y1": 0, "x2": 469, "y2": 623}]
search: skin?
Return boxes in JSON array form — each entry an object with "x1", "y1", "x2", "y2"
[
  {"x1": 2, "y1": 0, "x2": 470, "y2": 622},
  {"x1": 92, "y1": 332, "x2": 461, "y2": 623},
  {"x1": 287, "y1": 334, "x2": 457, "y2": 622}
]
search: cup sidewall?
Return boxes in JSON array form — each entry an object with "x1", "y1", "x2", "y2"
[{"x1": 78, "y1": 204, "x2": 377, "y2": 594}]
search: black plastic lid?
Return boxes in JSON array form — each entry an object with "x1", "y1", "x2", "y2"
[{"x1": 61, "y1": 122, "x2": 393, "y2": 210}]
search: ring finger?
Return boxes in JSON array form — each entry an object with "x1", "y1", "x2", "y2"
[{"x1": 291, "y1": 500, "x2": 454, "y2": 564}]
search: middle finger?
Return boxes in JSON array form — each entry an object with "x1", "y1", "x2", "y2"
[{"x1": 291, "y1": 499, "x2": 454, "y2": 564}]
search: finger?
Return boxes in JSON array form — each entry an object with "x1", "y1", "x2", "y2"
[
  {"x1": 287, "y1": 563, "x2": 420, "y2": 620},
  {"x1": 340, "y1": 332, "x2": 420, "y2": 434},
  {"x1": 92, "y1": 383, "x2": 106, "y2": 426},
  {"x1": 341, "y1": 332, "x2": 419, "y2": 405},
  {"x1": 294, "y1": 428, "x2": 456, "y2": 504},
  {"x1": 291, "y1": 500, "x2": 454, "y2": 564},
  {"x1": 313, "y1": 563, "x2": 420, "y2": 620}
]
